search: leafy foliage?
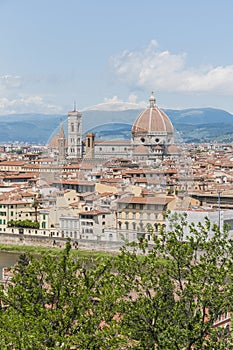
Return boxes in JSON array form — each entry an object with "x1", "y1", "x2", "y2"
[
  {"x1": 7, "y1": 219, "x2": 40, "y2": 229},
  {"x1": 0, "y1": 215, "x2": 233, "y2": 349}
]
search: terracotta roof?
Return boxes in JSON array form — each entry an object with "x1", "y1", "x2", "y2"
[
  {"x1": 54, "y1": 179, "x2": 95, "y2": 186},
  {"x1": 133, "y1": 145, "x2": 149, "y2": 154},
  {"x1": 117, "y1": 196, "x2": 173, "y2": 205},
  {"x1": 48, "y1": 134, "x2": 59, "y2": 148},
  {"x1": 132, "y1": 99, "x2": 173, "y2": 136},
  {"x1": 0, "y1": 161, "x2": 25, "y2": 166},
  {"x1": 95, "y1": 140, "x2": 131, "y2": 145},
  {"x1": 79, "y1": 210, "x2": 109, "y2": 216}
]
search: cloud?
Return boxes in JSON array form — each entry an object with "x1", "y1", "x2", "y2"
[
  {"x1": 110, "y1": 40, "x2": 233, "y2": 95},
  {"x1": 0, "y1": 75, "x2": 23, "y2": 90},
  {"x1": 0, "y1": 95, "x2": 63, "y2": 115},
  {"x1": 84, "y1": 94, "x2": 146, "y2": 111}
]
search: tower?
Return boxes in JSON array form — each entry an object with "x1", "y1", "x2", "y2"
[
  {"x1": 85, "y1": 133, "x2": 95, "y2": 159},
  {"x1": 67, "y1": 103, "x2": 82, "y2": 159},
  {"x1": 58, "y1": 120, "x2": 66, "y2": 164}
]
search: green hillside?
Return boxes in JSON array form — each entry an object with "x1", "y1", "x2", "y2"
[{"x1": 0, "y1": 107, "x2": 233, "y2": 143}]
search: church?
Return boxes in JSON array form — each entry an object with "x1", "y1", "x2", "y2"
[{"x1": 49, "y1": 92, "x2": 176, "y2": 164}]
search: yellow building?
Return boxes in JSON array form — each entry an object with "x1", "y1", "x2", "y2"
[
  {"x1": 116, "y1": 195, "x2": 174, "y2": 241},
  {"x1": 0, "y1": 199, "x2": 37, "y2": 233}
]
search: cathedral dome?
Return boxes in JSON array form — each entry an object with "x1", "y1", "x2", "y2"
[{"x1": 132, "y1": 92, "x2": 174, "y2": 137}]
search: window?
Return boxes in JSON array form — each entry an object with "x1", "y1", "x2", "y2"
[
  {"x1": 132, "y1": 222, "x2": 136, "y2": 230},
  {"x1": 125, "y1": 222, "x2": 129, "y2": 230},
  {"x1": 71, "y1": 123, "x2": 74, "y2": 132}
]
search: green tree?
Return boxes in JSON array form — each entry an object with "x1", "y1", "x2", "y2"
[
  {"x1": 116, "y1": 213, "x2": 233, "y2": 349},
  {"x1": 0, "y1": 215, "x2": 233, "y2": 349},
  {"x1": 0, "y1": 240, "x2": 126, "y2": 350}
]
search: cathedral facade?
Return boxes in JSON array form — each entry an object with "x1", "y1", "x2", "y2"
[
  {"x1": 49, "y1": 93, "x2": 175, "y2": 164},
  {"x1": 85, "y1": 92, "x2": 175, "y2": 163}
]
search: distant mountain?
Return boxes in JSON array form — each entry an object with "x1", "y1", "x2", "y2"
[
  {"x1": 0, "y1": 114, "x2": 66, "y2": 144},
  {"x1": 166, "y1": 107, "x2": 233, "y2": 125},
  {"x1": 0, "y1": 107, "x2": 233, "y2": 143},
  {"x1": 87, "y1": 123, "x2": 132, "y2": 140}
]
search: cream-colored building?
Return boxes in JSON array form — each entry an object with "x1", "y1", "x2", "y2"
[
  {"x1": 0, "y1": 199, "x2": 37, "y2": 233},
  {"x1": 116, "y1": 195, "x2": 175, "y2": 241}
]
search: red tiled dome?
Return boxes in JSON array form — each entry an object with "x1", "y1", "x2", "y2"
[{"x1": 132, "y1": 93, "x2": 173, "y2": 136}]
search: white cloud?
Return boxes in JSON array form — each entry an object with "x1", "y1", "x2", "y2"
[
  {"x1": 110, "y1": 40, "x2": 233, "y2": 95},
  {"x1": 84, "y1": 94, "x2": 146, "y2": 111},
  {"x1": 0, "y1": 75, "x2": 23, "y2": 90},
  {"x1": 0, "y1": 95, "x2": 63, "y2": 115}
]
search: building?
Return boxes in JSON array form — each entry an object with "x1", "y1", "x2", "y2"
[
  {"x1": 131, "y1": 92, "x2": 174, "y2": 161},
  {"x1": 48, "y1": 92, "x2": 175, "y2": 165},
  {"x1": 83, "y1": 92, "x2": 175, "y2": 162},
  {"x1": 116, "y1": 195, "x2": 175, "y2": 241},
  {"x1": 67, "y1": 105, "x2": 82, "y2": 159}
]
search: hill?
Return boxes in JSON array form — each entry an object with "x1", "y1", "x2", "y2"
[{"x1": 0, "y1": 107, "x2": 233, "y2": 143}]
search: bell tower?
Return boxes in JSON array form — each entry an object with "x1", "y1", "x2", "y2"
[
  {"x1": 67, "y1": 103, "x2": 82, "y2": 159},
  {"x1": 85, "y1": 133, "x2": 95, "y2": 159}
]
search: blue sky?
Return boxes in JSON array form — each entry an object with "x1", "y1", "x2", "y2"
[{"x1": 1, "y1": 0, "x2": 233, "y2": 115}]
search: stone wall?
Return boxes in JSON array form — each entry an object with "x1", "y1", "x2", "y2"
[{"x1": 0, "y1": 233, "x2": 124, "y2": 252}]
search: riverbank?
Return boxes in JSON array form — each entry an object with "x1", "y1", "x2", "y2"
[
  {"x1": 0, "y1": 232, "x2": 123, "y2": 257},
  {"x1": 0, "y1": 242, "x2": 117, "y2": 259}
]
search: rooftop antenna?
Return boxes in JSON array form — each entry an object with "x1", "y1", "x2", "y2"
[{"x1": 73, "y1": 101, "x2": 76, "y2": 111}]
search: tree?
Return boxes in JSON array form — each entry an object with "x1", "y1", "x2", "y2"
[
  {"x1": 0, "y1": 215, "x2": 233, "y2": 349},
  {"x1": 0, "y1": 240, "x2": 127, "y2": 350},
  {"x1": 116, "y1": 213, "x2": 233, "y2": 349}
]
